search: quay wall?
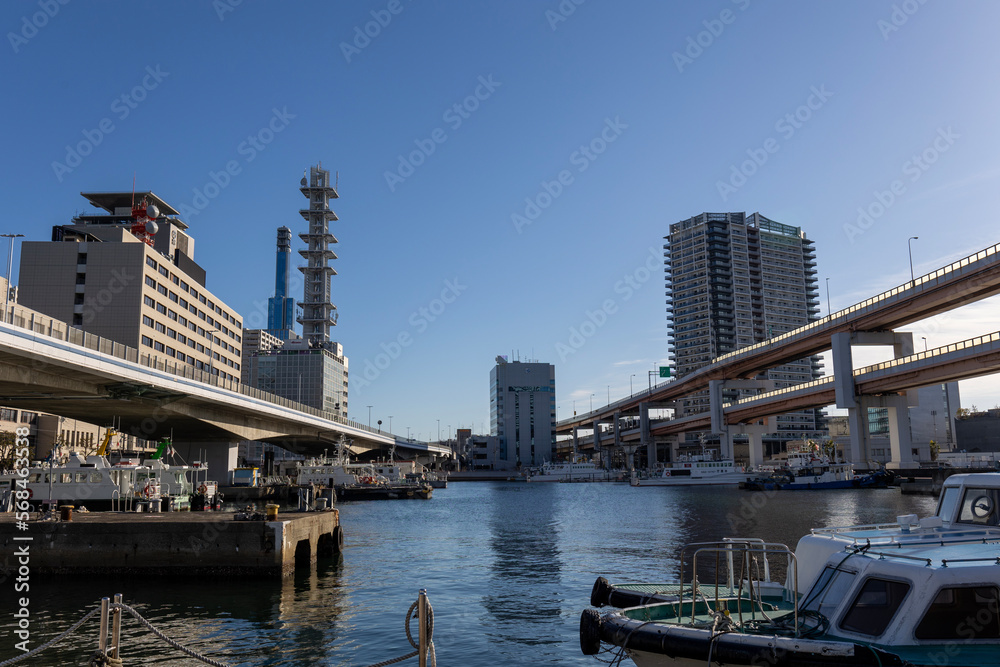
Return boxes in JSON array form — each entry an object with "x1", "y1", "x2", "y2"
[{"x1": 0, "y1": 510, "x2": 340, "y2": 577}]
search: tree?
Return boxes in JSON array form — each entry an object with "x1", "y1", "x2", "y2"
[
  {"x1": 929, "y1": 439, "x2": 939, "y2": 462},
  {"x1": 0, "y1": 431, "x2": 20, "y2": 469}
]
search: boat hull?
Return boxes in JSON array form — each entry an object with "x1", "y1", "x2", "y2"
[{"x1": 335, "y1": 483, "x2": 432, "y2": 501}]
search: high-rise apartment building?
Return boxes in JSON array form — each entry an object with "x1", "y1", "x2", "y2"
[
  {"x1": 489, "y1": 357, "x2": 556, "y2": 468},
  {"x1": 665, "y1": 212, "x2": 823, "y2": 443},
  {"x1": 18, "y1": 191, "x2": 244, "y2": 383}
]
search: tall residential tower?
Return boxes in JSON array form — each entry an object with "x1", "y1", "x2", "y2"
[{"x1": 665, "y1": 212, "x2": 824, "y2": 448}]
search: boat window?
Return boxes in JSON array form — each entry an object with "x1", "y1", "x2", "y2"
[
  {"x1": 75, "y1": 472, "x2": 87, "y2": 483},
  {"x1": 915, "y1": 586, "x2": 1000, "y2": 639},
  {"x1": 958, "y1": 488, "x2": 1000, "y2": 526},
  {"x1": 89, "y1": 472, "x2": 102, "y2": 483},
  {"x1": 801, "y1": 566, "x2": 857, "y2": 620},
  {"x1": 29, "y1": 473, "x2": 40, "y2": 483},
  {"x1": 60, "y1": 473, "x2": 72, "y2": 484},
  {"x1": 937, "y1": 486, "x2": 960, "y2": 522},
  {"x1": 839, "y1": 578, "x2": 911, "y2": 637}
]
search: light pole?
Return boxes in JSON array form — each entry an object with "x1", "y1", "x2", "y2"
[
  {"x1": 1, "y1": 234, "x2": 24, "y2": 324},
  {"x1": 367, "y1": 405, "x2": 372, "y2": 429},
  {"x1": 437, "y1": 419, "x2": 440, "y2": 441},
  {"x1": 607, "y1": 385, "x2": 610, "y2": 404},
  {"x1": 388, "y1": 415, "x2": 393, "y2": 434},
  {"x1": 590, "y1": 393, "x2": 594, "y2": 412},
  {"x1": 825, "y1": 277, "x2": 831, "y2": 317},
  {"x1": 406, "y1": 426, "x2": 411, "y2": 441},
  {"x1": 908, "y1": 236, "x2": 919, "y2": 283},
  {"x1": 573, "y1": 399, "x2": 576, "y2": 416},
  {"x1": 630, "y1": 374, "x2": 635, "y2": 397},
  {"x1": 206, "y1": 327, "x2": 219, "y2": 380},
  {"x1": 922, "y1": 336, "x2": 927, "y2": 352}
]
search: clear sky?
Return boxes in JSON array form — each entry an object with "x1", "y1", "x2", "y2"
[{"x1": 3, "y1": 1, "x2": 1000, "y2": 441}]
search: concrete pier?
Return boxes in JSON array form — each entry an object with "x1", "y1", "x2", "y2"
[{"x1": 0, "y1": 509, "x2": 342, "y2": 578}]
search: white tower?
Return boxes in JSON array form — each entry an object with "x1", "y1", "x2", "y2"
[{"x1": 297, "y1": 165, "x2": 339, "y2": 344}]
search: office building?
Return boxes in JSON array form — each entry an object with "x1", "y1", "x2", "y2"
[
  {"x1": 18, "y1": 191, "x2": 243, "y2": 383},
  {"x1": 489, "y1": 357, "x2": 556, "y2": 468},
  {"x1": 665, "y1": 212, "x2": 824, "y2": 447}
]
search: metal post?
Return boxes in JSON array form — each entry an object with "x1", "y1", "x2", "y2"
[
  {"x1": 111, "y1": 593, "x2": 122, "y2": 659},
  {"x1": 418, "y1": 589, "x2": 429, "y2": 667},
  {"x1": 98, "y1": 597, "x2": 110, "y2": 655}
]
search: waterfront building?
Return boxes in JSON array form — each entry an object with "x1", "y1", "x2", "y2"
[
  {"x1": 489, "y1": 357, "x2": 556, "y2": 468},
  {"x1": 18, "y1": 191, "x2": 243, "y2": 383},
  {"x1": 665, "y1": 212, "x2": 824, "y2": 451}
]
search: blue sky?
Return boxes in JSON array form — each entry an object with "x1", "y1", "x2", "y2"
[{"x1": 3, "y1": 1, "x2": 1000, "y2": 441}]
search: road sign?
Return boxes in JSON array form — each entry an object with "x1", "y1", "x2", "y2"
[{"x1": 659, "y1": 367, "x2": 670, "y2": 378}]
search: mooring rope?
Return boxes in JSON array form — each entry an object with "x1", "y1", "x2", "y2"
[
  {"x1": 363, "y1": 595, "x2": 436, "y2": 667},
  {"x1": 0, "y1": 607, "x2": 103, "y2": 667}
]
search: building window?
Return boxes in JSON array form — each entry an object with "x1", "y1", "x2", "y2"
[
  {"x1": 179, "y1": 316, "x2": 187, "y2": 326},
  {"x1": 181, "y1": 280, "x2": 189, "y2": 291},
  {"x1": 155, "y1": 323, "x2": 166, "y2": 334},
  {"x1": 167, "y1": 310, "x2": 177, "y2": 321},
  {"x1": 199, "y1": 295, "x2": 206, "y2": 304},
  {"x1": 141, "y1": 335, "x2": 153, "y2": 347},
  {"x1": 142, "y1": 315, "x2": 154, "y2": 327},
  {"x1": 0, "y1": 408, "x2": 17, "y2": 421},
  {"x1": 156, "y1": 303, "x2": 167, "y2": 315},
  {"x1": 158, "y1": 266, "x2": 169, "y2": 277},
  {"x1": 167, "y1": 328, "x2": 176, "y2": 338},
  {"x1": 179, "y1": 298, "x2": 188, "y2": 309},
  {"x1": 145, "y1": 276, "x2": 156, "y2": 288},
  {"x1": 75, "y1": 273, "x2": 86, "y2": 285},
  {"x1": 146, "y1": 257, "x2": 157, "y2": 268},
  {"x1": 153, "y1": 341, "x2": 164, "y2": 352},
  {"x1": 165, "y1": 346, "x2": 175, "y2": 357},
  {"x1": 77, "y1": 253, "x2": 87, "y2": 265},
  {"x1": 172, "y1": 275, "x2": 179, "y2": 285},
  {"x1": 169, "y1": 292, "x2": 178, "y2": 303},
  {"x1": 20, "y1": 412, "x2": 37, "y2": 424},
  {"x1": 73, "y1": 314, "x2": 82, "y2": 325},
  {"x1": 143, "y1": 296, "x2": 155, "y2": 308},
  {"x1": 157, "y1": 285, "x2": 167, "y2": 296},
  {"x1": 74, "y1": 294, "x2": 84, "y2": 305}
]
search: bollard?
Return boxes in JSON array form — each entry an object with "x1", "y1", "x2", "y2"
[
  {"x1": 59, "y1": 505, "x2": 74, "y2": 521},
  {"x1": 266, "y1": 504, "x2": 279, "y2": 520},
  {"x1": 418, "y1": 589, "x2": 428, "y2": 667},
  {"x1": 111, "y1": 593, "x2": 122, "y2": 659},
  {"x1": 98, "y1": 597, "x2": 109, "y2": 656}
]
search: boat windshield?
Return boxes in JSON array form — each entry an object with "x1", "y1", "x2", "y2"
[
  {"x1": 956, "y1": 487, "x2": 1000, "y2": 526},
  {"x1": 937, "y1": 485, "x2": 961, "y2": 523},
  {"x1": 799, "y1": 565, "x2": 857, "y2": 621}
]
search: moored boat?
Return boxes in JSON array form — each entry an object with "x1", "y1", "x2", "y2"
[
  {"x1": 631, "y1": 454, "x2": 747, "y2": 487},
  {"x1": 581, "y1": 472, "x2": 1000, "y2": 666}
]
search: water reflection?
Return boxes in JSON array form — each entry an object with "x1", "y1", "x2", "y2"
[{"x1": 482, "y1": 483, "x2": 563, "y2": 650}]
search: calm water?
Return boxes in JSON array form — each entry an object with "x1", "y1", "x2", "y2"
[{"x1": 1, "y1": 483, "x2": 937, "y2": 666}]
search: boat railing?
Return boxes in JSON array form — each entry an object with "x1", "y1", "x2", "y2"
[{"x1": 685, "y1": 542, "x2": 799, "y2": 634}]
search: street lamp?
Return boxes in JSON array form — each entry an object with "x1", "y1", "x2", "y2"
[
  {"x1": 908, "y1": 236, "x2": 919, "y2": 283},
  {"x1": 630, "y1": 374, "x2": 635, "y2": 397},
  {"x1": 1, "y1": 233, "x2": 24, "y2": 324},
  {"x1": 367, "y1": 405, "x2": 372, "y2": 429},
  {"x1": 437, "y1": 419, "x2": 440, "y2": 441},
  {"x1": 590, "y1": 393, "x2": 594, "y2": 412},
  {"x1": 607, "y1": 385, "x2": 610, "y2": 404},
  {"x1": 205, "y1": 327, "x2": 219, "y2": 380},
  {"x1": 406, "y1": 426, "x2": 411, "y2": 441},
  {"x1": 922, "y1": 336, "x2": 928, "y2": 352},
  {"x1": 573, "y1": 399, "x2": 576, "y2": 416},
  {"x1": 825, "y1": 277, "x2": 831, "y2": 317},
  {"x1": 388, "y1": 415, "x2": 393, "y2": 434}
]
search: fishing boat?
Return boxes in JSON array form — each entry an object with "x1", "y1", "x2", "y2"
[
  {"x1": 741, "y1": 452, "x2": 895, "y2": 490},
  {"x1": 296, "y1": 438, "x2": 432, "y2": 500},
  {"x1": 580, "y1": 472, "x2": 1000, "y2": 666},
  {"x1": 13, "y1": 452, "x2": 161, "y2": 511},
  {"x1": 630, "y1": 454, "x2": 748, "y2": 487}
]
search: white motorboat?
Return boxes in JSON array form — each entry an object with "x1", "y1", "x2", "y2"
[
  {"x1": 631, "y1": 454, "x2": 748, "y2": 487},
  {"x1": 582, "y1": 471, "x2": 1000, "y2": 666},
  {"x1": 526, "y1": 459, "x2": 620, "y2": 483}
]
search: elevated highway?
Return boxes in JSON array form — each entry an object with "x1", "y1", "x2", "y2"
[
  {"x1": 558, "y1": 241, "x2": 1000, "y2": 433},
  {"x1": 0, "y1": 303, "x2": 450, "y2": 469}
]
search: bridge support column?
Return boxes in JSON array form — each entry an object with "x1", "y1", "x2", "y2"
[
  {"x1": 171, "y1": 441, "x2": 239, "y2": 484},
  {"x1": 572, "y1": 427, "x2": 579, "y2": 457},
  {"x1": 623, "y1": 445, "x2": 639, "y2": 472},
  {"x1": 639, "y1": 402, "x2": 654, "y2": 467},
  {"x1": 710, "y1": 379, "x2": 775, "y2": 461},
  {"x1": 741, "y1": 424, "x2": 770, "y2": 469},
  {"x1": 833, "y1": 330, "x2": 915, "y2": 466},
  {"x1": 592, "y1": 420, "x2": 601, "y2": 463}
]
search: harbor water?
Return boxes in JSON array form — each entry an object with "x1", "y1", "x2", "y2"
[{"x1": 1, "y1": 482, "x2": 937, "y2": 665}]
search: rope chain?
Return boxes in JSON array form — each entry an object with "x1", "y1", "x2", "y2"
[
  {"x1": 363, "y1": 596, "x2": 435, "y2": 667},
  {"x1": 0, "y1": 607, "x2": 102, "y2": 667}
]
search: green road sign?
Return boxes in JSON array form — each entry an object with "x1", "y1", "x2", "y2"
[{"x1": 659, "y1": 367, "x2": 670, "y2": 378}]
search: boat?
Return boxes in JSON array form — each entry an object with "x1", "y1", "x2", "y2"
[
  {"x1": 12, "y1": 452, "x2": 161, "y2": 512},
  {"x1": 524, "y1": 457, "x2": 623, "y2": 483},
  {"x1": 630, "y1": 453, "x2": 748, "y2": 486},
  {"x1": 580, "y1": 471, "x2": 1000, "y2": 666},
  {"x1": 741, "y1": 452, "x2": 896, "y2": 490},
  {"x1": 296, "y1": 438, "x2": 432, "y2": 500}
]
